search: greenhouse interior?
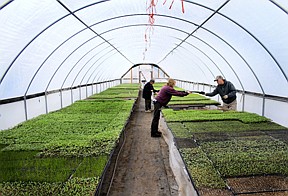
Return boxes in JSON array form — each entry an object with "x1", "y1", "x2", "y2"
[{"x1": 0, "y1": 0, "x2": 288, "y2": 195}]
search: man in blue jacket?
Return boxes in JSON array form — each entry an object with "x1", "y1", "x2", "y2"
[
  {"x1": 142, "y1": 79, "x2": 159, "y2": 112},
  {"x1": 205, "y1": 75, "x2": 237, "y2": 111}
]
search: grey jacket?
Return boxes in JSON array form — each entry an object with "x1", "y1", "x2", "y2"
[{"x1": 206, "y1": 80, "x2": 237, "y2": 104}]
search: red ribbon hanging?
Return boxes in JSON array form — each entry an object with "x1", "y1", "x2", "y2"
[
  {"x1": 163, "y1": 0, "x2": 185, "y2": 13},
  {"x1": 143, "y1": 0, "x2": 185, "y2": 60}
]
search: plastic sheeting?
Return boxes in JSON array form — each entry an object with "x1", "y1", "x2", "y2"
[
  {"x1": 160, "y1": 113, "x2": 198, "y2": 196},
  {"x1": 0, "y1": 0, "x2": 288, "y2": 99}
]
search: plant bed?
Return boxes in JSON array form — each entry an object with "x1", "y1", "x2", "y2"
[
  {"x1": 168, "y1": 93, "x2": 220, "y2": 107},
  {"x1": 163, "y1": 109, "x2": 272, "y2": 123},
  {"x1": 163, "y1": 108, "x2": 288, "y2": 195},
  {"x1": 0, "y1": 84, "x2": 137, "y2": 195},
  {"x1": 226, "y1": 175, "x2": 288, "y2": 195},
  {"x1": 197, "y1": 188, "x2": 233, "y2": 196},
  {"x1": 174, "y1": 138, "x2": 198, "y2": 148},
  {"x1": 180, "y1": 147, "x2": 227, "y2": 189},
  {"x1": 263, "y1": 129, "x2": 288, "y2": 144}
]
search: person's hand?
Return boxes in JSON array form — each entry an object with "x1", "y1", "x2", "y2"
[{"x1": 223, "y1": 95, "x2": 228, "y2": 99}]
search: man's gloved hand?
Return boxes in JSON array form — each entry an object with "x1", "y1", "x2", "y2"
[{"x1": 223, "y1": 95, "x2": 228, "y2": 99}]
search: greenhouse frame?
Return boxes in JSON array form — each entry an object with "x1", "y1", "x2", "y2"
[{"x1": 0, "y1": 0, "x2": 288, "y2": 195}]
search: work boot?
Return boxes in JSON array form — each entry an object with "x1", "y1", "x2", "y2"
[{"x1": 151, "y1": 132, "x2": 161, "y2": 137}]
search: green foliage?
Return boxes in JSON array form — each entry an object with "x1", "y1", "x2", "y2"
[
  {"x1": 0, "y1": 181, "x2": 62, "y2": 196},
  {"x1": 0, "y1": 83, "x2": 137, "y2": 194},
  {"x1": 0, "y1": 151, "x2": 82, "y2": 182},
  {"x1": 183, "y1": 121, "x2": 285, "y2": 134},
  {"x1": 180, "y1": 148, "x2": 226, "y2": 189},
  {"x1": 170, "y1": 93, "x2": 209, "y2": 101},
  {"x1": 162, "y1": 109, "x2": 271, "y2": 123},
  {"x1": 201, "y1": 139, "x2": 288, "y2": 177},
  {"x1": 0, "y1": 177, "x2": 99, "y2": 196},
  {"x1": 152, "y1": 83, "x2": 184, "y2": 91},
  {"x1": 164, "y1": 107, "x2": 288, "y2": 191},
  {"x1": 59, "y1": 177, "x2": 99, "y2": 195},
  {"x1": 0, "y1": 99, "x2": 133, "y2": 155},
  {"x1": 167, "y1": 123, "x2": 192, "y2": 138},
  {"x1": 89, "y1": 83, "x2": 140, "y2": 99},
  {"x1": 73, "y1": 156, "x2": 108, "y2": 178},
  {"x1": 168, "y1": 99, "x2": 219, "y2": 106}
]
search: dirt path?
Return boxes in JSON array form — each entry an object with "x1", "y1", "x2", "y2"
[{"x1": 106, "y1": 96, "x2": 179, "y2": 196}]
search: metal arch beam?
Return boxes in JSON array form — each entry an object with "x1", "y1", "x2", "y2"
[
  {"x1": 37, "y1": 22, "x2": 242, "y2": 98},
  {"x1": 174, "y1": 37, "x2": 225, "y2": 78},
  {"x1": 24, "y1": 38, "x2": 107, "y2": 99},
  {"x1": 3, "y1": 2, "x2": 282, "y2": 97},
  {"x1": 115, "y1": 23, "x2": 246, "y2": 93},
  {"x1": 44, "y1": 37, "x2": 108, "y2": 93},
  {"x1": 176, "y1": 44, "x2": 214, "y2": 80},
  {"x1": 270, "y1": 0, "x2": 288, "y2": 16},
  {"x1": 120, "y1": 63, "x2": 170, "y2": 80},
  {"x1": 60, "y1": 42, "x2": 108, "y2": 89},
  {"x1": 76, "y1": 49, "x2": 115, "y2": 87},
  {"x1": 74, "y1": 49, "x2": 116, "y2": 100},
  {"x1": 90, "y1": 52, "x2": 120, "y2": 84},
  {"x1": 175, "y1": 37, "x2": 246, "y2": 92},
  {"x1": 59, "y1": 45, "x2": 112, "y2": 108},
  {"x1": 183, "y1": 0, "x2": 288, "y2": 85},
  {"x1": 0, "y1": 13, "x2": 70, "y2": 85},
  {"x1": 44, "y1": 23, "x2": 187, "y2": 95},
  {"x1": 199, "y1": 26, "x2": 265, "y2": 94},
  {"x1": 158, "y1": 0, "x2": 231, "y2": 64},
  {"x1": 57, "y1": 0, "x2": 133, "y2": 65},
  {"x1": 21, "y1": 20, "x2": 244, "y2": 103},
  {"x1": 0, "y1": 0, "x2": 13, "y2": 10},
  {"x1": 0, "y1": 0, "x2": 112, "y2": 86}
]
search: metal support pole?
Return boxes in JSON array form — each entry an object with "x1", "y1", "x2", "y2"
[
  {"x1": 262, "y1": 95, "x2": 266, "y2": 116},
  {"x1": 130, "y1": 69, "x2": 133, "y2": 84},
  {"x1": 71, "y1": 88, "x2": 73, "y2": 104},
  {"x1": 60, "y1": 90, "x2": 63, "y2": 109},
  {"x1": 86, "y1": 84, "x2": 88, "y2": 99},
  {"x1": 24, "y1": 95, "x2": 28, "y2": 120},
  {"x1": 45, "y1": 92, "x2": 48, "y2": 114},
  {"x1": 241, "y1": 93, "x2": 245, "y2": 112},
  {"x1": 91, "y1": 83, "x2": 94, "y2": 95}
]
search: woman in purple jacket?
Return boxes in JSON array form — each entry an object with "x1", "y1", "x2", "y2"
[{"x1": 151, "y1": 79, "x2": 189, "y2": 137}]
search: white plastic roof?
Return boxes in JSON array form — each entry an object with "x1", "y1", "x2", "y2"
[{"x1": 1, "y1": 0, "x2": 288, "y2": 100}]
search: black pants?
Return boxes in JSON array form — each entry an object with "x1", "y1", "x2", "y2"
[
  {"x1": 151, "y1": 102, "x2": 162, "y2": 134},
  {"x1": 145, "y1": 99, "x2": 152, "y2": 111}
]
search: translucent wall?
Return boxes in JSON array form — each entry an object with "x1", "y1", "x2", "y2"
[{"x1": 0, "y1": 0, "x2": 287, "y2": 129}]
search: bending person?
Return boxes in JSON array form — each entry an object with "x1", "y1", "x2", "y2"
[
  {"x1": 205, "y1": 75, "x2": 237, "y2": 111},
  {"x1": 151, "y1": 79, "x2": 189, "y2": 137}
]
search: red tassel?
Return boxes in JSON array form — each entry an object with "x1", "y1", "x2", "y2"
[
  {"x1": 181, "y1": 0, "x2": 184, "y2": 13},
  {"x1": 169, "y1": 0, "x2": 175, "y2": 9}
]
